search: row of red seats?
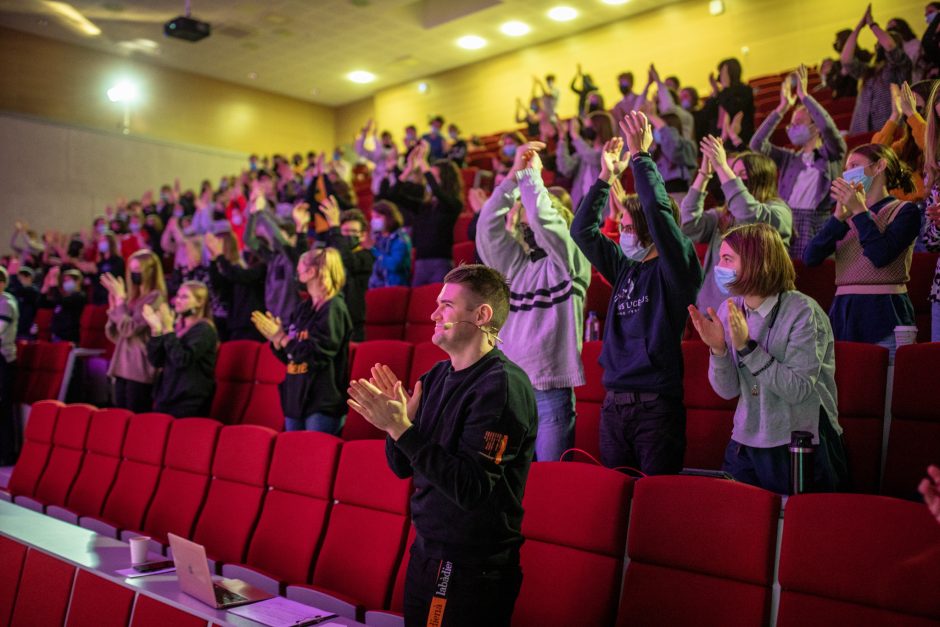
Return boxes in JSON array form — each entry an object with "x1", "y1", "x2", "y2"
[
  {"x1": 1, "y1": 539, "x2": 210, "y2": 626},
  {"x1": 3, "y1": 402, "x2": 939, "y2": 626}
]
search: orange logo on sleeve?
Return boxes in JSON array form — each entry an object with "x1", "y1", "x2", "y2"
[{"x1": 481, "y1": 431, "x2": 509, "y2": 464}]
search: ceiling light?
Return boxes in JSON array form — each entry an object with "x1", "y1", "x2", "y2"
[
  {"x1": 347, "y1": 70, "x2": 376, "y2": 84},
  {"x1": 456, "y1": 35, "x2": 486, "y2": 50},
  {"x1": 547, "y1": 6, "x2": 578, "y2": 21},
  {"x1": 417, "y1": 82, "x2": 429, "y2": 93},
  {"x1": 709, "y1": 0, "x2": 725, "y2": 15},
  {"x1": 500, "y1": 21, "x2": 531, "y2": 36},
  {"x1": 107, "y1": 81, "x2": 139, "y2": 103},
  {"x1": 44, "y1": 1, "x2": 101, "y2": 36},
  {"x1": 601, "y1": 0, "x2": 630, "y2": 4}
]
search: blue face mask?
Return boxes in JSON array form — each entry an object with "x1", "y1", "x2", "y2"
[
  {"x1": 842, "y1": 165, "x2": 874, "y2": 193},
  {"x1": 786, "y1": 123, "x2": 814, "y2": 146},
  {"x1": 62, "y1": 280, "x2": 78, "y2": 294},
  {"x1": 502, "y1": 144, "x2": 517, "y2": 158},
  {"x1": 713, "y1": 265, "x2": 737, "y2": 295},
  {"x1": 619, "y1": 233, "x2": 652, "y2": 262},
  {"x1": 928, "y1": 11, "x2": 937, "y2": 24}
]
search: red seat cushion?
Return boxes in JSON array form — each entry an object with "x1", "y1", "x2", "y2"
[
  {"x1": 365, "y1": 286, "x2": 410, "y2": 340},
  {"x1": 65, "y1": 409, "x2": 133, "y2": 518},
  {"x1": 404, "y1": 283, "x2": 442, "y2": 344},
  {"x1": 343, "y1": 340, "x2": 414, "y2": 440},
  {"x1": 24, "y1": 341, "x2": 72, "y2": 403},
  {"x1": 6, "y1": 400, "x2": 64, "y2": 497},
  {"x1": 681, "y1": 341, "x2": 736, "y2": 470},
  {"x1": 65, "y1": 569, "x2": 135, "y2": 627},
  {"x1": 10, "y1": 549, "x2": 75, "y2": 627},
  {"x1": 240, "y1": 343, "x2": 286, "y2": 431},
  {"x1": 209, "y1": 340, "x2": 261, "y2": 424}
]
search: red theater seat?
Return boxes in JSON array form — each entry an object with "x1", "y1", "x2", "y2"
[
  {"x1": 129, "y1": 594, "x2": 206, "y2": 627},
  {"x1": 78, "y1": 304, "x2": 114, "y2": 358},
  {"x1": 288, "y1": 440, "x2": 412, "y2": 619},
  {"x1": 883, "y1": 343, "x2": 940, "y2": 499},
  {"x1": 25, "y1": 341, "x2": 73, "y2": 404},
  {"x1": 240, "y1": 343, "x2": 286, "y2": 431},
  {"x1": 616, "y1": 476, "x2": 781, "y2": 627},
  {"x1": 778, "y1": 493, "x2": 940, "y2": 626},
  {"x1": 19, "y1": 404, "x2": 95, "y2": 511},
  {"x1": 0, "y1": 536, "x2": 28, "y2": 626},
  {"x1": 408, "y1": 341, "x2": 447, "y2": 389},
  {"x1": 83, "y1": 412, "x2": 173, "y2": 537},
  {"x1": 222, "y1": 431, "x2": 343, "y2": 592},
  {"x1": 343, "y1": 340, "x2": 414, "y2": 441},
  {"x1": 682, "y1": 341, "x2": 736, "y2": 470},
  {"x1": 32, "y1": 308, "x2": 53, "y2": 342},
  {"x1": 65, "y1": 569, "x2": 135, "y2": 627},
  {"x1": 584, "y1": 273, "x2": 612, "y2": 338},
  {"x1": 451, "y1": 241, "x2": 476, "y2": 266},
  {"x1": 514, "y1": 462, "x2": 633, "y2": 627},
  {"x1": 10, "y1": 549, "x2": 75, "y2": 627},
  {"x1": 453, "y1": 212, "x2": 474, "y2": 244},
  {"x1": 833, "y1": 342, "x2": 888, "y2": 493},
  {"x1": 210, "y1": 340, "x2": 261, "y2": 425},
  {"x1": 3, "y1": 400, "x2": 63, "y2": 500},
  {"x1": 404, "y1": 283, "x2": 441, "y2": 344},
  {"x1": 793, "y1": 258, "x2": 835, "y2": 313},
  {"x1": 365, "y1": 287, "x2": 409, "y2": 340},
  {"x1": 574, "y1": 340, "x2": 604, "y2": 461},
  {"x1": 139, "y1": 418, "x2": 222, "y2": 545},
  {"x1": 192, "y1": 425, "x2": 276, "y2": 565},
  {"x1": 362, "y1": 526, "x2": 415, "y2": 626}
]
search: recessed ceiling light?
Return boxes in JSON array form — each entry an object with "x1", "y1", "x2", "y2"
[
  {"x1": 107, "y1": 80, "x2": 139, "y2": 103},
  {"x1": 601, "y1": 0, "x2": 630, "y2": 5},
  {"x1": 417, "y1": 82, "x2": 429, "y2": 93},
  {"x1": 456, "y1": 35, "x2": 486, "y2": 50},
  {"x1": 547, "y1": 6, "x2": 578, "y2": 21},
  {"x1": 709, "y1": 0, "x2": 725, "y2": 15},
  {"x1": 247, "y1": 71, "x2": 258, "y2": 80},
  {"x1": 347, "y1": 70, "x2": 376, "y2": 83},
  {"x1": 500, "y1": 21, "x2": 530, "y2": 36}
]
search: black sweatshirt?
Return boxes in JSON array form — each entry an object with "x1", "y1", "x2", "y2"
[
  {"x1": 386, "y1": 348, "x2": 537, "y2": 566},
  {"x1": 393, "y1": 172, "x2": 463, "y2": 260},
  {"x1": 209, "y1": 256, "x2": 266, "y2": 341},
  {"x1": 272, "y1": 295, "x2": 352, "y2": 419},
  {"x1": 325, "y1": 228, "x2": 373, "y2": 342},
  {"x1": 147, "y1": 320, "x2": 218, "y2": 418},
  {"x1": 39, "y1": 289, "x2": 85, "y2": 343}
]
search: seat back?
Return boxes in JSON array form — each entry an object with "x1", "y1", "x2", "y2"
[
  {"x1": 883, "y1": 343, "x2": 940, "y2": 499},
  {"x1": 10, "y1": 549, "x2": 75, "y2": 627},
  {"x1": 777, "y1": 493, "x2": 940, "y2": 626},
  {"x1": 143, "y1": 418, "x2": 222, "y2": 542},
  {"x1": 33, "y1": 308, "x2": 54, "y2": 342},
  {"x1": 193, "y1": 425, "x2": 276, "y2": 564},
  {"x1": 65, "y1": 408, "x2": 132, "y2": 517},
  {"x1": 515, "y1": 462, "x2": 634, "y2": 627},
  {"x1": 24, "y1": 341, "x2": 73, "y2": 403},
  {"x1": 209, "y1": 340, "x2": 261, "y2": 425},
  {"x1": 240, "y1": 343, "x2": 286, "y2": 431},
  {"x1": 403, "y1": 283, "x2": 442, "y2": 344},
  {"x1": 78, "y1": 304, "x2": 114, "y2": 357},
  {"x1": 453, "y1": 212, "x2": 474, "y2": 244},
  {"x1": 343, "y1": 340, "x2": 414, "y2": 440},
  {"x1": 681, "y1": 341, "x2": 736, "y2": 470},
  {"x1": 246, "y1": 432, "x2": 344, "y2": 583},
  {"x1": 793, "y1": 258, "x2": 835, "y2": 313},
  {"x1": 0, "y1": 536, "x2": 28, "y2": 626},
  {"x1": 574, "y1": 341, "x2": 604, "y2": 460},
  {"x1": 65, "y1": 569, "x2": 135, "y2": 627},
  {"x1": 6, "y1": 400, "x2": 64, "y2": 497},
  {"x1": 33, "y1": 404, "x2": 95, "y2": 506},
  {"x1": 451, "y1": 241, "x2": 476, "y2": 266},
  {"x1": 100, "y1": 413, "x2": 173, "y2": 531},
  {"x1": 408, "y1": 341, "x2": 447, "y2": 389},
  {"x1": 11, "y1": 341, "x2": 38, "y2": 404},
  {"x1": 584, "y1": 272, "x2": 612, "y2": 339},
  {"x1": 365, "y1": 286, "x2": 410, "y2": 340},
  {"x1": 129, "y1": 594, "x2": 206, "y2": 627},
  {"x1": 616, "y1": 476, "x2": 780, "y2": 627},
  {"x1": 833, "y1": 342, "x2": 888, "y2": 493},
  {"x1": 312, "y1": 440, "x2": 412, "y2": 610}
]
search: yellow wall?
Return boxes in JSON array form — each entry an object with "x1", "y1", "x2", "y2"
[
  {"x1": 0, "y1": 26, "x2": 335, "y2": 156},
  {"x1": 336, "y1": 0, "x2": 924, "y2": 142}
]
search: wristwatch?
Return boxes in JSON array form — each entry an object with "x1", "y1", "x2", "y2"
[{"x1": 736, "y1": 339, "x2": 758, "y2": 358}]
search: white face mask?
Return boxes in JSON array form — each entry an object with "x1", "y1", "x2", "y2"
[
  {"x1": 619, "y1": 232, "x2": 652, "y2": 261},
  {"x1": 370, "y1": 217, "x2": 386, "y2": 232}
]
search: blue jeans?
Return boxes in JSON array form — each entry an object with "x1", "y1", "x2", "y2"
[
  {"x1": 533, "y1": 388, "x2": 575, "y2": 462},
  {"x1": 933, "y1": 301, "x2": 940, "y2": 343},
  {"x1": 285, "y1": 412, "x2": 345, "y2": 435}
]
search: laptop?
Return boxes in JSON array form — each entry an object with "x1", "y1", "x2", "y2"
[{"x1": 167, "y1": 533, "x2": 273, "y2": 609}]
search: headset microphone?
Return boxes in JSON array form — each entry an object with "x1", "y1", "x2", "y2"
[{"x1": 440, "y1": 321, "x2": 503, "y2": 345}]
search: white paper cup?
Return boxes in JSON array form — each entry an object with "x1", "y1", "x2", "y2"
[
  {"x1": 894, "y1": 325, "x2": 918, "y2": 347},
  {"x1": 129, "y1": 536, "x2": 150, "y2": 564}
]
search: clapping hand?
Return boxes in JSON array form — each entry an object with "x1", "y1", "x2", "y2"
[
  {"x1": 319, "y1": 195, "x2": 341, "y2": 228},
  {"x1": 618, "y1": 111, "x2": 653, "y2": 156},
  {"x1": 142, "y1": 303, "x2": 173, "y2": 336},
  {"x1": 600, "y1": 137, "x2": 630, "y2": 182},
  {"x1": 687, "y1": 305, "x2": 727, "y2": 355},
  {"x1": 251, "y1": 310, "x2": 285, "y2": 344},
  {"x1": 292, "y1": 201, "x2": 311, "y2": 232},
  {"x1": 794, "y1": 64, "x2": 809, "y2": 101},
  {"x1": 725, "y1": 299, "x2": 750, "y2": 351},
  {"x1": 779, "y1": 76, "x2": 797, "y2": 113},
  {"x1": 467, "y1": 188, "x2": 488, "y2": 215},
  {"x1": 205, "y1": 232, "x2": 223, "y2": 258},
  {"x1": 919, "y1": 465, "x2": 940, "y2": 525},
  {"x1": 368, "y1": 364, "x2": 423, "y2": 422},
  {"x1": 510, "y1": 141, "x2": 546, "y2": 176},
  {"x1": 700, "y1": 135, "x2": 730, "y2": 171},
  {"x1": 898, "y1": 82, "x2": 918, "y2": 118},
  {"x1": 830, "y1": 178, "x2": 867, "y2": 219},
  {"x1": 101, "y1": 272, "x2": 127, "y2": 308}
]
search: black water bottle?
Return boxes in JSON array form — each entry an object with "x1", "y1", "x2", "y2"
[{"x1": 789, "y1": 431, "x2": 815, "y2": 495}]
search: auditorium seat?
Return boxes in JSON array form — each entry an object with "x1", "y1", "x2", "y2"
[
  {"x1": 777, "y1": 493, "x2": 940, "y2": 626},
  {"x1": 64, "y1": 569, "x2": 135, "y2": 627},
  {"x1": 453, "y1": 212, "x2": 474, "y2": 244},
  {"x1": 222, "y1": 431, "x2": 343, "y2": 593},
  {"x1": 10, "y1": 549, "x2": 75, "y2": 627},
  {"x1": 287, "y1": 439, "x2": 412, "y2": 620},
  {"x1": 0, "y1": 536, "x2": 27, "y2": 626},
  {"x1": 192, "y1": 425, "x2": 276, "y2": 566},
  {"x1": 15, "y1": 341, "x2": 73, "y2": 404},
  {"x1": 909, "y1": 252, "x2": 938, "y2": 342},
  {"x1": 10, "y1": 341, "x2": 38, "y2": 405},
  {"x1": 32, "y1": 308, "x2": 53, "y2": 342},
  {"x1": 209, "y1": 340, "x2": 261, "y2": 425},
  {"x1": 451, "y1": 240, "x2": 476, "y2": 266},
  {"x1": 15, "y1": 403, "x2": 95, "y2": 512},
  {"x1": 793, "y1": 258, "x2": 835, "y2": 313},
  {"x1": 47, "y1": 408, "x2": 132, "y2": 525},
  {"x1": 584, "y1": 272, "x2": 612, "y2": 338},
  {"x1": 78, "y1": 304, "x2": 114, "y2": 358},
  {"x1": 883, "y1": 343, "x2": 940, "y2": 500},
  {"x1": 128, "y1": 594, "x2": 207, "y2": 627},
  {"x1": 365, "y1": 286, "x2": 410, "y2": 340},
  {"x1": 404, "y1": 283, "x2": 441, "y2": 344},
  {"x1": 574, "y1": 340, "x2": 604, "y2": 461},
  {"x1": 681, "y1": 341, "x2": 736, "y2": 471},
  {"x1": 408, "y1": 341, "x2": 447, "y2": 389},
  {"x1": 343, "y1": 340, "x2": 414, "y2": 441},
  {"x1": 81, "y1": 413, "x2": 173, "y2": 538},
  {"x1": 240, "y1": 343, "x2": 286, "y2": 431},
  {"x1": 616, "y1": 476, "x2": 781, "y2": 627},
  {"x1": 363, "y1": 526, "x2": 415, "y2": 627},
  {"x1": 833, "y1": 342, "x2": 888, "y2": 493},
  {"x1": 133, "y1": 418, "x2": 222, "y2": 547},
  {"x1": 2, "y1": 400, "x2": 64, "y2": 501},
  {"x1": 514, "y1": 462, "x2": 633, "y2": 627}
]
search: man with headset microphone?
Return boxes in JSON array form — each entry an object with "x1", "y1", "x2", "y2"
[{"x1": 348, "y1": 264, "x2": 537, "y2": 627}]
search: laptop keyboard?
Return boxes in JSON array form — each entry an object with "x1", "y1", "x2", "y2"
[{"x1": 213, "y1": 584, "x2": 246, "y2": 605}]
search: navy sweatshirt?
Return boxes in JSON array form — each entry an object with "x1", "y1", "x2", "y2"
[
  {"x1": 147, "y1": 320, "x2": 218, "y2": 418},
  {"x1": 386, "y1": 348, "x2": 537, "y2": 566},
  {"x1": 570, "y1": 154, "x2": 702, "y2": 397}
]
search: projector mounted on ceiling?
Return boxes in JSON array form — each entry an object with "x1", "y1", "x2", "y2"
[{"x1": 164, "y1": 0, "x2": 210, "y2": 42}]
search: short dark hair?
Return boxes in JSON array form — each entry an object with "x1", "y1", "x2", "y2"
[
  {"x1": 372, "y1": 200, "x2": 403, "y2": 232},
  {"x1": 443, "y1": 264, "x2": 511, "y2": 332},
  {"x1": 340, "y1": 209, "x2": 367, "y2": 231},
  {"x1": 718, "y1": 58, "x2": 743, "y2": 86},
  {"x1": 619, "y1": 193, "x2": 680, "y2": 248}
]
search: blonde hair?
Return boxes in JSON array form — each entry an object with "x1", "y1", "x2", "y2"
[
  {"x1": 925, "y1": 80, "x2": 940, "y2": 191},
  {"x1": 127, "y1": 249, "x2": 167, "y2": 303},
  {"x1": 300, "y1": 247, "x2": 346, "y2": 298}
]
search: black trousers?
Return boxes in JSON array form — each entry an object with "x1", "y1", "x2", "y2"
[
  {"x1": 113, "y1": 377, "x2": 153, "y2": 413},
  {"x1": 403, "y1": 550, "x2": 522, "y2": 627},
  {"x1": 0, "y1": 355, "x2": 17, "y2": 464},
  {"x1": 599, "y1": 391, "x2": 686, "y2": 475}
]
